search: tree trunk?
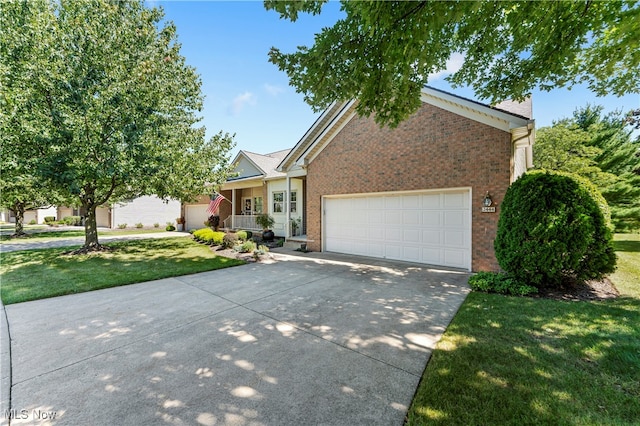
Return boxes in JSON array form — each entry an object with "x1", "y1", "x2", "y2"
[
  {"x1": 83, "y1": 203, "x2": 101, "y2": 249},
  {"x1": 12, "y1": 203, "x2": 26, "y2": 237}
]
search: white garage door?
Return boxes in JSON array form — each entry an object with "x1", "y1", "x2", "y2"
[
  {"x1": 324, "y1": 189, "x2": 471, "y2": 270},
  {"x1": 185, "y1": 205, "x2": 209, "y2": 231}
]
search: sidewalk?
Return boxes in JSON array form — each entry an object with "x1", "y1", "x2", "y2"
[{"x1": 0, "y1": 231, "x2": 191, "y2": 253}]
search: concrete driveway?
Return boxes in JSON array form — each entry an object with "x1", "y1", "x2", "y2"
[{"x1": 2, "y1": 252, "x2": 470, "y2": 425}]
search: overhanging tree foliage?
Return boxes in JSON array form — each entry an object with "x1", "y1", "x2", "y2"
[
  {"x1": 265, "y1": 0, "x2": 640, "y2": 127},
  {"x1": 0, "y1": 0, "x2": 61, "y2": 236},
  {"x1": 534, "y1": 105, "x2": 640, "y2": 231},
  {"x1": 1, "y1": 0, "x2": 234, "y2": 250}
]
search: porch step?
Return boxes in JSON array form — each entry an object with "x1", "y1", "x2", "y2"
[{"x1": 283, "y1": 235, "x2": 311, "y2": 250}]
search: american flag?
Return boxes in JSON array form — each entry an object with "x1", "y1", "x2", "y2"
[{"x1": 206, "y1": 193, "x2": 225, "y2": 216}]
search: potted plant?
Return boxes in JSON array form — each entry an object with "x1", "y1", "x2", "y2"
[
  {"x1": 206, "y1": 215, "x2": 220, "y2": 231},
  {"x1": 290, "y1": 217, "x2": 301, "y2": 236},
  {"x1": 176, "y1": 217, "x2": 185, "y2": 232},
  {"x1": 256, "y1": 213, "x2": 275, "y2": 241}
]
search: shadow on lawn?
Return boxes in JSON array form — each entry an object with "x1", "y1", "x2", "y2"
[
  {"x1": 0, "y1": 238, "x2": 245, "y2": 304},
  {"x1": 408, "y1": 293, "x2": 640, "y2": 425},
  {"x1": 613, "y1": 238, "x2": 640, "y2": 253}
]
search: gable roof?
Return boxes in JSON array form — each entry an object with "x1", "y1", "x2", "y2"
[
  {"x1": 278, "y1": 86, "x2": 534, "y2": 172},
  {"x1": 228, "y1": 149, "x2": 291, "y2": 182}
]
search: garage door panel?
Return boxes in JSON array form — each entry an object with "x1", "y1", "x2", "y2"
[
  {"x1": 385, "y1": 227, "x2": 403, "y2": 242},
  {"x1": 402, "y1": 195, "x2": 421, "y2": 209},
  {"x1": 422, "y1": 247, "x2": 442, "y2": 265},
  {"x1": 421, "y1": 194, "x2": 441, "y2": 209},
  {"x1": 422, "y1": 229, "x2": 442, "y2": 244},
  {"x1": 444, "y1": 211, "x2": 467, "y2": 228},
  {"x1": 444, "y1": 249, "x2": 468, "y2": 269},
  {"x1": 444, "y1": 230, "x2": 467, "y2": 248},
  {"x1": 402, "y1": 246, "x2": 421, "y2": 262},
  {"x1": 325, "y1": 190, "x2": 471, "y2": 270},
  {"x1": 368, "y1": 210, "x2": 385, "y2": 225},
  {"x1": 422, "y1": 211, "x2": 442, "y2": 226},
  {"x1": 402, "y1": 210, "x2": 420, "y2": 225},
  {"x1": 385, "y1": 197, "x2": 401, "y2": 209},
  {"x1": 444, "y1": 192, "x2": 467, "y2": 208},
  {"x1": 403, "y1": 229, "x2": 420, "y2": 243}
]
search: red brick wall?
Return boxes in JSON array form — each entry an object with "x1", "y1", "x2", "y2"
[{"x1": 306, "y1": 103, "x2": 512, "y2": 271}]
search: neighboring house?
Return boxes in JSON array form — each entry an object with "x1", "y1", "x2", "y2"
[
  {"x1": 57, "y1": 196, "x2": 181, "y2": 229},
  {"x1": 0, "y1": 207, "x2": 57, "y2": 224},
  {"x1": 182, "y1": 149, "x2": 304, "y2": 235},
  {"x1": 276, "y1": 86, "x2": 535, "y2": 272}
]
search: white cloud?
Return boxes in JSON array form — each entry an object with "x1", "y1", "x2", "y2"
[
  {"x1": 264, "y1": 83, "x2": 285, "y2": 97},
  {"x1": 229, "y1": 91, "x2": 257, "y2": 115},
  {"x1": 427, "y1": 52, "x2": 465, "y2": 81}
]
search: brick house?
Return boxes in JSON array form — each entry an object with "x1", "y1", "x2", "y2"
[{"x1": 276, "y1": 87, "x2": 534, "y2": 272}]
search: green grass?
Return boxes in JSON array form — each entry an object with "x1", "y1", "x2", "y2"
[
  {"x1": 0, "y1": 228, "x2": 171, "y2": 241},
  {"x1": 611, "y1": 233, "x2": 640, "y2": 298},
  {"x1": 407, "y1": 233, "x2": 640, "y2": 425},
  {"x1": 0, "y1": 237, "x2": 244, "y2": 305}
]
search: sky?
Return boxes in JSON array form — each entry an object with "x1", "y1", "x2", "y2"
[{"x1": 152, "y1": 1, "x2": 640, "y2": 157}]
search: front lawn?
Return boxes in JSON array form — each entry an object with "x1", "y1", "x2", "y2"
[
  {"x1": 0, "y1": 228, "x2": 171, "y2": 241},
  {"x1": 0, "y1": 237, "x2": 244, "y2": 305},
  {"x1": 407, "y1": 234, "x2": 640, "y2": 425}
]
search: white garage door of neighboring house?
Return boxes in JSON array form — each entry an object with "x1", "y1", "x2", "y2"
[
  {"x1": 185, "y1": 205, "x2": 209, "y2": 231},
  {"x1": 324, "y1": 189, "x2": 471, "y2": 270}
]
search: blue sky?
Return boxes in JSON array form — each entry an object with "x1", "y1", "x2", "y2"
[{"x1": 154, "y1": 1, "x2": 640, "y2": 156}]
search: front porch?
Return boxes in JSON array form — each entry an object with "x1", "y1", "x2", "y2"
[{"x1": 221, "y1": 175, "x2": 307, "y2": 239}]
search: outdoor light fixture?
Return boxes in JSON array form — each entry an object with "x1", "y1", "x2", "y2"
[{"x1": 483, "y1": 191, "x2": 493, "y2": 207}]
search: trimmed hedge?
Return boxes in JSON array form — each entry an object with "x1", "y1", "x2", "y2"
[
  {"x1": 468, "y1": 272, "x2": 537, "y2": 296},
  {"x1": 495, "y1": 170, "x2": 616, "y2": 288},
  {"x1": 193, "y1": 228, "x2": 225, "y2": 245}
]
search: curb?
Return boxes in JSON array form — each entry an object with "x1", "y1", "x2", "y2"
[{"x1": 0, "y1": 301, "x2": 11, "y2": 426}]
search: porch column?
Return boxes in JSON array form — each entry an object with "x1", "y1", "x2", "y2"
[
  {"x1": 231, "y1": 188, "x2": 236, "y2": 229},
  {"x1": 285, "y1": 175, "x2": 291, "y2": 238}
]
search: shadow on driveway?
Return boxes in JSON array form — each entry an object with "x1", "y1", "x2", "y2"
[{"x1": 3, "y1": 252, "x2": 470, "y2": 425}]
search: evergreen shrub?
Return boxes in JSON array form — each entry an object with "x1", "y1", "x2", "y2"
[{"x1": 495, "y1": 170, "x2": 616, "y2": 288}]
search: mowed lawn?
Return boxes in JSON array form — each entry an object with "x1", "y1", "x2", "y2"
[
  {"x1": 0, "y1": 237, "x2": 244, "y2": 305},
  {"x1": 407, "y1": 233, "x2": 640, "y2": 425}
]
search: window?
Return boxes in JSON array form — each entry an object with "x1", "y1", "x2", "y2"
[
  {"x1": 290, "y1": 191, "x2": 297, "y2": 213},
  {"x1": 254, "y1": 197, "x2": 263, "y2": 214},
  {"x1": 243, "y1": 198, "x2": 252, "y2": 214},
  {"x1": 273, "y1": 192, "x2": 284, "y2": 213}
]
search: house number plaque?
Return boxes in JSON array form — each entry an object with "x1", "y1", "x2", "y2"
[{"x1": 481, "y1": 206, "x2": 496, "y2": 213}]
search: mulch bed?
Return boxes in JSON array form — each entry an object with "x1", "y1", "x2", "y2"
[{"x1": 534, "y1": 277, "x2": 619, "y2": 301}]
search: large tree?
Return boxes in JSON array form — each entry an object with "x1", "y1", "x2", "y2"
[
  {"x1": 0, "y1": 0, "x2": 60, "y2": 236},
  {"x1": 1, "y1": 0, "x2": 234, "y2": 250},
  {"x1": 534, "y1": 106, "x2": 640, "y2": 231},
  {"x1": 266, "y1": 0, "x2": 640, "y2": 127}
]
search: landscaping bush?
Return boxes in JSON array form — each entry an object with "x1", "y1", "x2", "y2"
[
  {"x1": 193, "y1": 228, "x2": 214, "y2": 243},
  {"x1": 222, "y1": 232, "x2": 238, "y2": 249},
  {"x1": 468, "y1": 272, "x2": 537, "y2": 296},
  {"x1": 28, "y1": 219, "x2": 37, "y2": 225},
  {"x1": 210, "y1": 231, "x2": 225, "y2": 245},
  {"x1": 135, "y1": 223, "x2": 143, "y2": 229},
  {"x1": 235, "y1": 240, "x2": 256, "y2": 253},
  {"x1": 495, "y1": 170, "x2": 616, "y2": 288},
  {"x1": 165, "y1": 225, "x2": 176, "y2": 231},
  {"x1": 153, "y1": 223, "x2": 160, "y2": 228},
  {"x1": 192, "y1": 228, "x2": 224, "y2": 245},
  {"x1": 236, "y1": 230, "x2": 248, "y2": 241},
  {"x1": 44, "y1": 216, "x2": 56, "y2": 224},
  {"x1": 118, "y1": 223, "x2": 127, "y2": 229},
  {"x1": 63, "y1": 216, "x2": 82, "y2": 226}
]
